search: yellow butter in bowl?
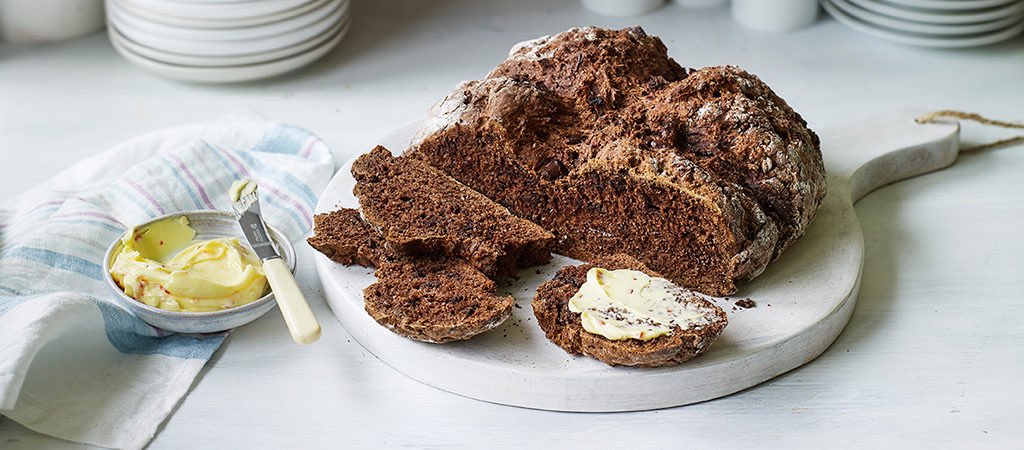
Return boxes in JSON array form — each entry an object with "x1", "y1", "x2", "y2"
[{"x1": 109, "y1": 216, "x2": 268, "y2": 312}]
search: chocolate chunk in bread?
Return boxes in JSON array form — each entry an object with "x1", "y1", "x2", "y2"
[
  {"x1": 352, "y1": 146, "x2": 554, "y2": 279},
  {"x1": 408, "y1": 27, "x2": 826, "y2": 295},
  {"x1": 532, "y1": 254, "x2": 728, "y2": 368},
  {"x1": 307, "y1": 208, "x2": 386, "y2": 267},
  {"x1": 364, "y1": 256, "x2": 514, "y2": 343}
]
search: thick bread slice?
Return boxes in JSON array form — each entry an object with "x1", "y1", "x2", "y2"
[
  {"x1": 307, "y1": 208, "x2": 386, "y2": 267},
  {"x1": 364, "y1": 256, "x2": 514, "y2": 343},
  {"x1": 351, "y1": 146, "x2": 554, "y2": 279},
  {"x1": 532, "y1": 254, "x2": 728, "y2": 367},
  {"x1": 308, "y1": 208, "x2": 513, "y2": 343}
]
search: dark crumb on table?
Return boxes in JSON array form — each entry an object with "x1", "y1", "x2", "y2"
[
  {"x1": 513, "y1": 303, "x2": 522, "y2": 309},
  {"x1": 736, "y1": 298, "x2": 756, "y2": 309},
  {"x1": 535, "y1": 269, "x2": 542, "y2": 275}
]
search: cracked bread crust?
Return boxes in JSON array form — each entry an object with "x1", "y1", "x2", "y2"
[
  {"x1": 408, "y1": 27, "x2": 825, "y2": 295},
  {"x1": 532, "y1": 254, "x2": 728, "y2": 367}
]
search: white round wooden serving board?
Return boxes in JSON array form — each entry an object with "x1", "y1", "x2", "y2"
[{"x1": 313, "y1": 110, "x2": 960, "y2": 412}]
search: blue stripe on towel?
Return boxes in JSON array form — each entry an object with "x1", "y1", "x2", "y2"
[
  {"x1": 49, "y1": 218, "x2": 123, "y2": 234},
  {"x1": 111, "y1": 182, "x2": 158, "y2": 217},
  {"x1": 0, "y1": 293, "x2": 222, "y2": 359},
  {"x1": 95, "y1": 302, "x2": 224, "y2": 359},
  {"x1": 0, "y1": 293, "x2": 28, "y2": 313},
  {"x1": 236, "y1": 151, "x2": 319, "y2": 207},
  {"x1": 202, "y1": 140, "x2": 314, "y2": 232},
  {"x1": 9, "y1": 247, "x2": 104, "y2": 280},
  {"x1": 164, "y1": 155, "x2": 206, "y2": 210}
]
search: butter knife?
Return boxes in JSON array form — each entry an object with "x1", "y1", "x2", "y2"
[{"x1": 230, "y1": 179, "x2": 321, "y2": 344}]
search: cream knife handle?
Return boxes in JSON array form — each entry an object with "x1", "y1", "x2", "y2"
[{"x1": 264, "y1": 257, "x2": 321, "y2": 344}]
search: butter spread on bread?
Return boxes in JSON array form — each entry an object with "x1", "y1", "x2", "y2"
[{"x1": 569, "y1": 268, "x2": 709, "y2": 341}]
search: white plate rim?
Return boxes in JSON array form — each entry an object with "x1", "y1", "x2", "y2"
[
  {"x1": 846, "y1": 0, "x2": 1024, "y2": 24},
  {"x1": 119, "y1": 0, "x2": 313, "y2": 21},
  {"x1": 112, "y1": 0, "x2": 330, "y2": 28},
  {"x1": 107, "y1": 0, "x2": 345, "y2": 42},
  {"x1": 872, "y1": 0, "x2": 1020, "y2": 11},
  {"x1": 824, "y1": 0, "x2": 1024, "y2": 47},
  {"x1": 108, "y1": 15, "x2": 348, "y2": 67},
  {"x1": 109, "y1": 1, "x2": 345, "y2": 57},
  {"x1": 831, "y1": 0, "x2": 1024, "y2": 35},
  {"x1": 110, "y1": 19, "x2": 349, "y2": 82}
]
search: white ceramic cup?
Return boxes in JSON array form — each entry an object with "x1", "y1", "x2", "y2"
[
  {"x1": 732, "y1": 0, "x2": 819, "y2": 32},
  {"x1": 0, "y1": 0, "x2": 105, "y2": 43}
]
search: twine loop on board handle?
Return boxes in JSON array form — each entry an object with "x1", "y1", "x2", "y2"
[{"x1": 915, "y1": 110, "x2": 1024, "y2": 152}]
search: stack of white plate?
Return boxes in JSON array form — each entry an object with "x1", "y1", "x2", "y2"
[
  {"x1": 106, "y1": 0, "x2": 350, "y2": 83},
  {"x1": 822, "y1": 0, "x2": 1024, "y2": 48}
]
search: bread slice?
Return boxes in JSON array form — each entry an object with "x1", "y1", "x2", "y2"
[
  {"x1": 363, "y1": 256, "x2": 514, "y2": 343},
  {"x1": 351, "y1": 146, "x2": 554, "y2": 279},
  {"x1": 307, "y1": 208, "x2": 386, "y2": 267},
  {"x1": 532, "y1": 254, "x2": 728, "y2": 367},
  {"x1": 308, "y1": 207, "x2": 513, "y2": 343}
]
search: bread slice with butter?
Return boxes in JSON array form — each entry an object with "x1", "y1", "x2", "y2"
[{"x1": 532, "y1": 254, "x2": 728, "y2": 367}]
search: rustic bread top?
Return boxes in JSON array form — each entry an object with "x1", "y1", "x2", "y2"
[
  {"x1": 430, "y1": 26, "x2": 824, "y2": 250},
  {"x1": 409, "y1": 27, "x2": 826, "y2": 294}
]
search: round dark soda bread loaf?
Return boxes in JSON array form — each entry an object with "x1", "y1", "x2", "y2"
[
  {"x1": 408, "y1": 26, "x2": 826, "y2": 296},
  {"x1": 532, "y1": 253, "x2": 728, "y2": 367}
]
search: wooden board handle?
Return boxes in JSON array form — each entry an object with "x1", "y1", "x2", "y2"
[
  {"x1": 264, "y1": 258, "x2": 322, "y2": 344},
  {"x1": 818, "y1": 109, "x2": 960, "y2": 203}
]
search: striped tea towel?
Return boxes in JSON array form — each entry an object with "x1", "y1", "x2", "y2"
[{"x1": 0, "y1": 115, "x2": 335, "y2": 449}]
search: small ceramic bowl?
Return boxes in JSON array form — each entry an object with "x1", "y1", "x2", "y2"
[{"x1": 103, "y1": 210, "x2": 295, "y2": 334}]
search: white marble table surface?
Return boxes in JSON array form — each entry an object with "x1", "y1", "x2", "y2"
[{"x1": 1, "y1": 1, "x2": 1022, "y2": 448}]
